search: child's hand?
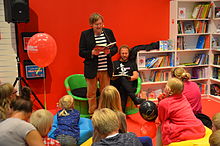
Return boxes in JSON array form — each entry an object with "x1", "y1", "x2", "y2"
[{"x1": 157, "y1": 93, "x2": 166, "y2": 102}]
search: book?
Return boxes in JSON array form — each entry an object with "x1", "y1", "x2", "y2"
[
  {"x1": 192, "y1": 4, "x2": 201, "y2": 19},
  {"x1": 96, "y1": 42, "x2": 116, "y2": 49},
  {"x1": 184, "y1": 21, "x2": 195, "y2": 34},
  {"x1": 138, "y1": 56, "x2": 146, "y2": 68},
  {"x1": 159, "y1": 40, "x2": 169, "y2": 51},
  {"x1": 178, "y1": 7, "x2": 186, "y2": 19},
  {"x1": 196, "y1": 36, "x2": 205, "y2": 49},
  {"x1": 111, "y1": 74, "x2": 131, "y2": 80},
  {"x1": 215, "y1": 7, "x2": 220, "y2": 18}
]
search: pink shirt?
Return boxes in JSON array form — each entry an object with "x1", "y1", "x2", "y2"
[
  {"x1": 158, "y1": 94, "x2": 205, "y2": 145},
  {"x1": 183, "y1": 81, "x2": 202, "y2": 114}
]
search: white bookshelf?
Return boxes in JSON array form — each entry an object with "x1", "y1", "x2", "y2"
[
  {"x1": 169, "y1": 0, "x2": 220, "y2": 100},
  {"x1": 137, "y1": 0, "x2": 219, "y2": 100}
]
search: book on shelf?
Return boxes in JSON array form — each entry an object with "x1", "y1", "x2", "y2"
[
  {"x1": 203, "y1": 35, "x2": 210, "y2": 48},
  {"x1": 192, "y1": 3, "x2": 212, "y2": 19},
  {"x1": 197, "y1": 83, "x2": 207, "y2": 94},
  {"x1": 159, "y1": 40, "x2": 174, "y2": 51},
  {"x1": 140, "y1": 71, "x2": 148, "y2": 82},
  {"x1": 163, "y1": 71, "x2": 171, "y2": 81},
  {"x1": 147, "y1": 58, "x2": 159, "y2": 68},
  {"x1": 179, "y1": 7, "x2": 186, "y2": 19},
  {"x1": 178, "y1": 21, "x2": 184, "y2": 34},
  {"x1": 213, "y1": 54, "x2": 220, "y2": 65},
  {"x1": 183, "y1": 21, "x2": 195, "y2": 34},
  {"x1": 192, "y1": 4, "x2": 201, "y2": 19},
  {"x1": 210, "y1": 84, "x2": 220, "y2": 96},
  {"x1": 196, "y1": 35, "x2": 205, "y2": 49},
  {"x1": 152, "y1": 56, "x2": 164, "y2": 68},
  {"x1": 159, "y1": 41, "x2": 169, "y2": 51},
  {"x1": 215, "y1": 7, "x2": 220, "y2": 18},
  {"x1": 179, "y1": 63, "x2": 198, "y2": 66},
  {"x1": 177, "y1": 36, "x2": 184, "y2": 50},
  {"x1": 138, "y1": 56, "x2": 146, "y2": 68},
  {"x1": 194, "y1": 21, "x2": 208, "y2": 33}
]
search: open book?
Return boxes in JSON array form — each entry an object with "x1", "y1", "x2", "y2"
[
  {"x1": 111, "y1": 74, "x2": 131, "y2": 80},
  {"x1": 96, "y1": 42, "x2": 116, "y2": 48}
]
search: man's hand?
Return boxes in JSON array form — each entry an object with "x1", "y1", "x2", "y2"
[
  {"x1": 92, "y1": 47, "x2": 101, "y2": 56},
  {"x1": 103, "y1": 47, "x2": 110, "y2": 55}
]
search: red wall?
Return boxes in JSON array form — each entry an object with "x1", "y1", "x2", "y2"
[{"x1": 17, "y1": 0, "x2": 170, "y2": 110}]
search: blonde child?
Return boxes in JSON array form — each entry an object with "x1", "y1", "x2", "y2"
[
  {"x1": 98, "y1": 85, "x2": 122, "y2": 112},
  {"x1": 92, "y1": 108, "x2": 142, "y2": 146},
  {"x1": 30, "y1": 109, "x2": 61, "y2": 146},
  {"x1": 158, "y1": 78, "x2": 205, "y2": 145},
  {"x1": 93, "y1": 85, "x2": 127, "y2": 142},
  {"x1": 212, "y1": 112, "x2": 220, "y2": 131},
  {"x1": 209, "y1": 129, "x2": 220, "y2": 146},
  {"x1": 54, "y1": 95, "x2": 80, "y2": 146},
  {"x1": 171, "y1": 67, "x2": 202, "y2": 114},
  {"x1": 0, "y1": 83, "x2": 17, "y2": 121}
]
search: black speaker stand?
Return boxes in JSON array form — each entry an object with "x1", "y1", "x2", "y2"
[{"x1": 13, "y1": 23, "x2": 45, "y2": 109}]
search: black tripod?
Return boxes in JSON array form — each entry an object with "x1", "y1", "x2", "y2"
[{"x1": 13, "y1": 23, "x2": 45, "y2": 109}]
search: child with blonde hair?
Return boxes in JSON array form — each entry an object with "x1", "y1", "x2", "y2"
[
  {"x1": 98, "y1": 85, "x2": 122, "y2": 112},
  {"x1": 212, "y1": 112, "x2": 220, "y2": 131},
  {"x1": 54, "y1": 95, "x2": 80, "y2": 146},
  {"x1": 158, "y1": 77, "x2": 205, "y2": 145},
  {"x1": 0, "y1": 83, "x2": 17, "y2": 121},
  {"x1": 92, "y1": 108, "x2": 142, "y2": 146},
  {"x1": 93, "y1": 85, "x2": 127, "y2": 142},
  {"x1": 171, "y1": 67, "x2": 202, "y2": 114},
  {"x1": 209, "y1": 129, "x2": 220, "y2": 146},
  {"x1": 30, "y1": 109, "x2": 61, "y2": 146}
]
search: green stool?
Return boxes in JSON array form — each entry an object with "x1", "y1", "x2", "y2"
[
  {"x1": 64, "y1": 74, "x2": 90, "y2": 118},
  {"x1": 125, "y1": 77, "x2": 142, "y2": 115}
]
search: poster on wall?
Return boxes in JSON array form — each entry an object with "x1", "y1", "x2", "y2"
[
  {"x1": 23, "y1": 60, "x2": 46, "y2": 79},
  {"x1": 21, "y1": 32, "x2": 39, "y2": 51}
]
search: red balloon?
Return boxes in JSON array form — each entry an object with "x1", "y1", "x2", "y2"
[
  {"x1": 140, "y1": 121, "x2": 157, "y2": 138},
  {"x1": 27, "y1": 33, "x2": 57, "y2": 67}
]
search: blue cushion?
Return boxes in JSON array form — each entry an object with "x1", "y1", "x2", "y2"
[
  {"x1": 138, "y1": 136, "x2": 153, "y2": 146},
  {"x1": 48, "y1": 114, "x2": 93, "y2": 145}
]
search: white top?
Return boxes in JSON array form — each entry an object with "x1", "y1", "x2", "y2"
[{"x1": 0, "y1": 118, "x2": 36, "y2": 146}]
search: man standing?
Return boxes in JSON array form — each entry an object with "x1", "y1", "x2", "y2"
[
  {"x1": 79, "y1": 13, "x2": 118, "y2": 115},
  {"x1": 111, "y1": 45, "x2": 145, "y2": 112}
]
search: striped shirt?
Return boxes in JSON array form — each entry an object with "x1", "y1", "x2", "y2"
[{"x1": 95, "y1": 32, "x2": 108, "y2": 71}]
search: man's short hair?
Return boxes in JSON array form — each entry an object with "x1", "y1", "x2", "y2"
[
  {"x1": 89, "y1": 13, "x2": 104, "y2": 25},
  {"x1": 92, "y1": 108, "x2": 120, "y2": 135},
  {"x1": 119, "y1": 45, "x2": 130, "y2": 53}
]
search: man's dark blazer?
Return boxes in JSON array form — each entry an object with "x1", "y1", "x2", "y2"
[{"x1": 79, "y1": 28, "x2": 118, "y2": 79}]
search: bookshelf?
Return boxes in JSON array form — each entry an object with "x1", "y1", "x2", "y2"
[
  {"x1": 137, "y1": 0, "x2": 220, "y2": 101},
  {"x1": 170, "y1": 0, "x2": 220, "y2": 100}
]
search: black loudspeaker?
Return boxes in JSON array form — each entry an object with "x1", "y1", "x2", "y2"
[{"x1": 3, "y1": 0, "x2": 29, "y2": 23}]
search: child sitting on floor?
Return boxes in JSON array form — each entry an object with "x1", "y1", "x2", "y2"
[
  {"x1": 158, "y1": 77, "x2": 206, "y2": 145},
  {"x1": 212, "y1": 112, "x2": 220, "y2": 131},
  {"x1": 209, "y1": 129, "x2": 220, "y2": 146},
  {"x1": 54, "y1": 95, "x2": 80, "y2": 146},
  {"x1": 30, "y1": 109, "x2": 61, "y2": 146},
  {"x1": 92, "y1": 108, "x2": 142, "y2": 146}
]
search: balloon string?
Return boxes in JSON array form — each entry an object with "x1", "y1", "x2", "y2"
[{"x1": 43, "y1": 77, "x2": 47, "y2": 109}]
